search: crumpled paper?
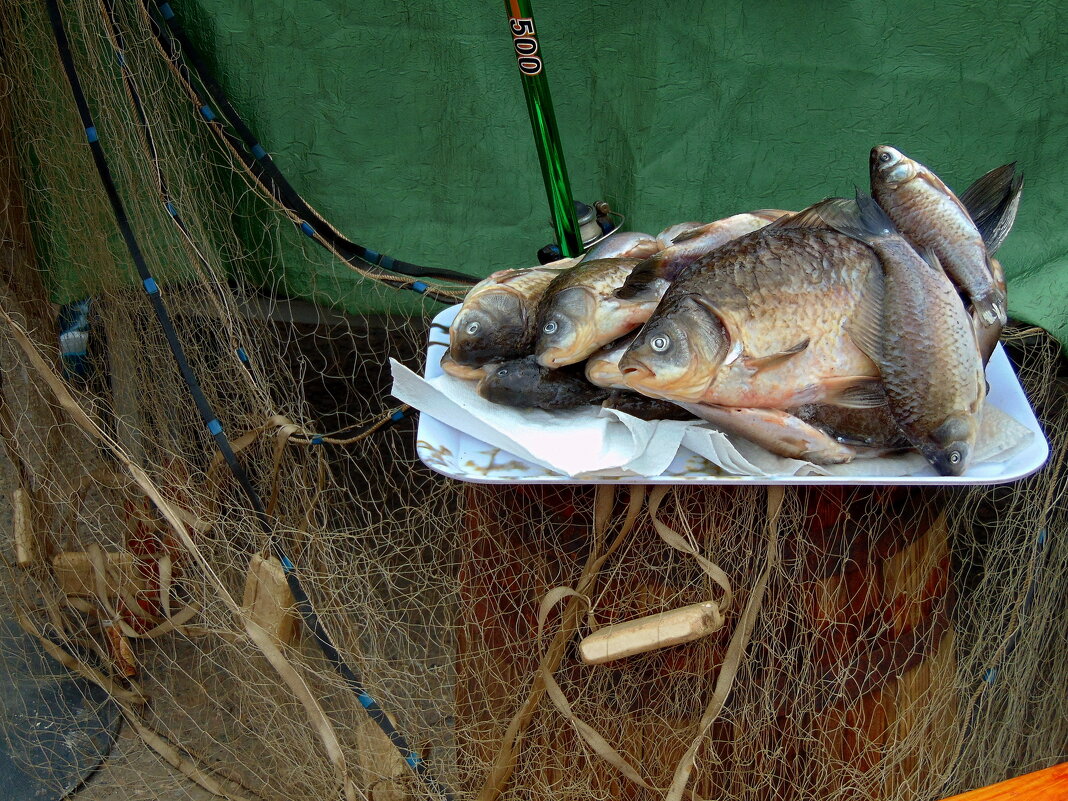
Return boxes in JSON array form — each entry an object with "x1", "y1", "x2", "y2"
[{"x1": 390, "y1": 357, "x2": 1035, "y2": 481}]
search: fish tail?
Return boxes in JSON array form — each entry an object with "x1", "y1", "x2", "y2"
[{"x1": 959, "y1": 163, "x2": 1023, "y2": 255}]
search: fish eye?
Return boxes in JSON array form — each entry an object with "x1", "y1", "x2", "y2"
[
  {"x1": 879, "y1": 151, "x2": 893, "y2": 163},
  {"x1": 465, "y1": 321, "x2": 480, "y2": 335},
  {"x1": 496, "y1": 368, "x2": 509, "y2": 377},
  {"x1": 543, "y1": 320, "x2": 558, "y2": 335},
  {"x1": 949, "y1": 451, "x2": 962, "y2": 464},
  {"x1": 650, "y1": 334, "x2": 671, "y2": 353}
]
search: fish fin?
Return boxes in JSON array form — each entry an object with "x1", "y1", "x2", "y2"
[
  {"x1": 765, "y1": 198, "x2": 847, "y2": 230},
  {"x1": 972, "y1": 286, "x2": 1008, "y2": 327},
  {"x1": 750, "y1": 208, "x2": 794, "y2": 223},
  {"x1": 820, "y1": 376, "x2": 888, "y2": 409},
  {"x1": 615, "y1": 256, "x2": 671, "y2": 300},
  {"x1": 669, "y1": 225, "x2": 711, "y2": 245},
  {"x1": 912, "y1": 246, "x2": 952, "y2": 277},
  {"x1": 844, "y1": 255, "x2": 886, "y2": 363},
  {"x1": 742, "y1": 338, "x2": 810, "y2": 372},
  {"x1": 811, "y1": 191, "x2": 904, "y2": 245},
  {"x1": 959, "y1": 163, "x2": 1023, "y2": 254}
]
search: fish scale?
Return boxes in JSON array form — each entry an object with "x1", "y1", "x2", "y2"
[
  {"x1": 870, "y1": 145, "x2": 1005, "y2": 327},
  {"x1": 621, "y1": 227, "x2": 883, "y2": 409},
  {"x1": 794, "y1": 193, "x2": 986, "y2": 475}
]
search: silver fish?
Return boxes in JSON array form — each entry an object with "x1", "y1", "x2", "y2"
[
  {"x1": 583, "y1": 231, "x2": 660, "y2": 261},
  {"x1": 534, "y1": 258, "x2": 654, "y2": 367},
  {"x1": 804, "y1": 193, "x2": 986, "y2": 476},
  {"x1": 870, "y1": 145, "x2": 1005, "y2": 327},
  {"x1": 619, "y1": 226, "x2": 884, "y2": 410},
  {"x1": 449, "y1": 259, "x2": 578, "y2": 366}
]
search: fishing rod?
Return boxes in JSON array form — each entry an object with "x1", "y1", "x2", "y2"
[
  {"x1": 503, "y1": 0, "x2": 584, "y2": 258},
  {"x1": 140, "y1": 0, "x2": 475, "y2": 292},
  {"x1": 44, "y1": 2, "x2": 453, "y2": 798}
]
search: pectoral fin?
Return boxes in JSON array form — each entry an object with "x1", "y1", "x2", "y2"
[
  {"x1": 741, "y1": 338, "x2": 810, "y2": 372},
  {"x1": 844, "y1": 259, "x2": 886, "y2": 364},
  {"x1": 819, "y1": 376, "x2": 888, "y2": 409}
]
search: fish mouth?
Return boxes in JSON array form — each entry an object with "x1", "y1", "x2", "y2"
[
  {"x1": 585, "y1": 363, "x2": 624, "y2": 389},
  {"x1": 620, "y1": 361, "x2": 708, "y2": 402},
  {"x1": 619, "y1": 360, "x2": 656, "y2": 390},
  {"x1": 537, "y1": 333, "x2": 597, "y2": 368},
  {"x1": 537, "y1": 348, "x2": 568, "y2": 368}
]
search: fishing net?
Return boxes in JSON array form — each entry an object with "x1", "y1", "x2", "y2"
[{"x1": 1, "y1": 2, "x2": 1067, "y2": 800}]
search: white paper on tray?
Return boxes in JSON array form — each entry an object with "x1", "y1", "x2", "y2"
[
  {"x1": 391, "y1": 361, "x2": 695, "y2": 478},
  {"x1": 390, "y1": 356, "x2": 1034, "y2": 481}
]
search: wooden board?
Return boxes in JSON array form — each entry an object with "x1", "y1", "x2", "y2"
[{"x1": 940, "y1": 762, "x2": 1068, "y2": 800}]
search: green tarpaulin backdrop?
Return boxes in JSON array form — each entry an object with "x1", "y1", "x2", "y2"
[{"x1": 50, "y1": 1, "x2": 1068, "y2": 344}]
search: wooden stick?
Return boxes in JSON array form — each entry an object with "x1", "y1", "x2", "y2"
[
  {"x1": 578, "y1": 601, "x2": 724, "y2": 665},
  {"x1": 12, "y1": 486, "x2": 37, "y2": 566},
  {"x1": 939, "y1": 762, "x2": 1068, "y2": 800}
]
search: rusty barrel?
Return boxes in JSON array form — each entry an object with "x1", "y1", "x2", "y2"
[{"x1": 457, "y1": 485, "x2": 957, "y2": 801}]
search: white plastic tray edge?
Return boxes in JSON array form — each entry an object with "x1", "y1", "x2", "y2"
[{"x1": 413, "y1": 305, "x2": 1050, "y2": 486}]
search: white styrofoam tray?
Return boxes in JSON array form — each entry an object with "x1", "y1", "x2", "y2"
[{"x1": 414, "y1": 305, "x2": 1049, "y2": 485}]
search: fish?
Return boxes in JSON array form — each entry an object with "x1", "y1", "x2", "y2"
[
  {"x1": 870, "y1": 145, "x2": 1006, "y2": 327},
  {"x1": 582, "y1": 231, "x2": 661, "y2": 261},
  {"x1": 584, "y1": 333, "x2": 638, "y2": 390},
  {"x1": 534, "y1": 257, "x2": 654, "y2": 367},
  {"x1": 449, "y1": 259, "x2": 578, "y2": 366},
  {"x1": 618, "y1": 226, "x2": 885, "y2": 411},
  {"x1": 476, "y1": 356, "x2": 608, "y2": 410},
  {"x1": 677, "y1": 403, "x2": 861, "y2": 464},
  {"x1": 617, "y1": 210, "x2": 793, "y2": 300},
  {"x1": 792, "y1": 402, "x2": 910, "y2": 450},
  {"x1": 601, "y1": 391, "x2": 696, "y2": 421},
  {"x1": 440, "y1": 349, "x2": 491, "y2": 381},
  {"x1": 800, "y1": 193, "x2": 986, "y2": 476}
]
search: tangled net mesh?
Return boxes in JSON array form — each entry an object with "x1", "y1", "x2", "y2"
[{"x1": 1, "y1": 2, "x2": 1066, "y2": 800}]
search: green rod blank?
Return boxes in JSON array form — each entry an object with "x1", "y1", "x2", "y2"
[{"x1": 504, "y1": 0, "x2": 584, "y2": 257}]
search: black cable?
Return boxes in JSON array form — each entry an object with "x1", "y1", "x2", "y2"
[
  {"x1": 45, "y1": 2, "x2": 453, "y2": 797},
  {"x1": 144, "y1": 0, "x2": 477, "y2": 288}
]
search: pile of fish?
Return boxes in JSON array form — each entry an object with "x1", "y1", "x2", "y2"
[{"x1": 443, "y1": 146, "x2": 1023, "y2": 477}]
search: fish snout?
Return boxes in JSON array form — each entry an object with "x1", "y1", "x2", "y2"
[
  {"x1": 618, "y1": 355, "x2": 655, "y2": 386},
  {"x1": 536, "y1": 349, "x2": 566, "y2": 368}
]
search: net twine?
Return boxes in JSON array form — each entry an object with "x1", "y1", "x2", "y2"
[{"x1": 483, "y1": 485, "x2": 784, "y2": 800}]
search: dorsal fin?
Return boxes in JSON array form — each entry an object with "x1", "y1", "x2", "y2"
[
  {"x1": 615, "y1": 255, "x2": 669, "y2": 300},
  {"x1": 775, "y1": 192, "x2": 900, "y2": 248},
  {"x1": 765, "y1": 198, "x2": 845, "y2": 231}
]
